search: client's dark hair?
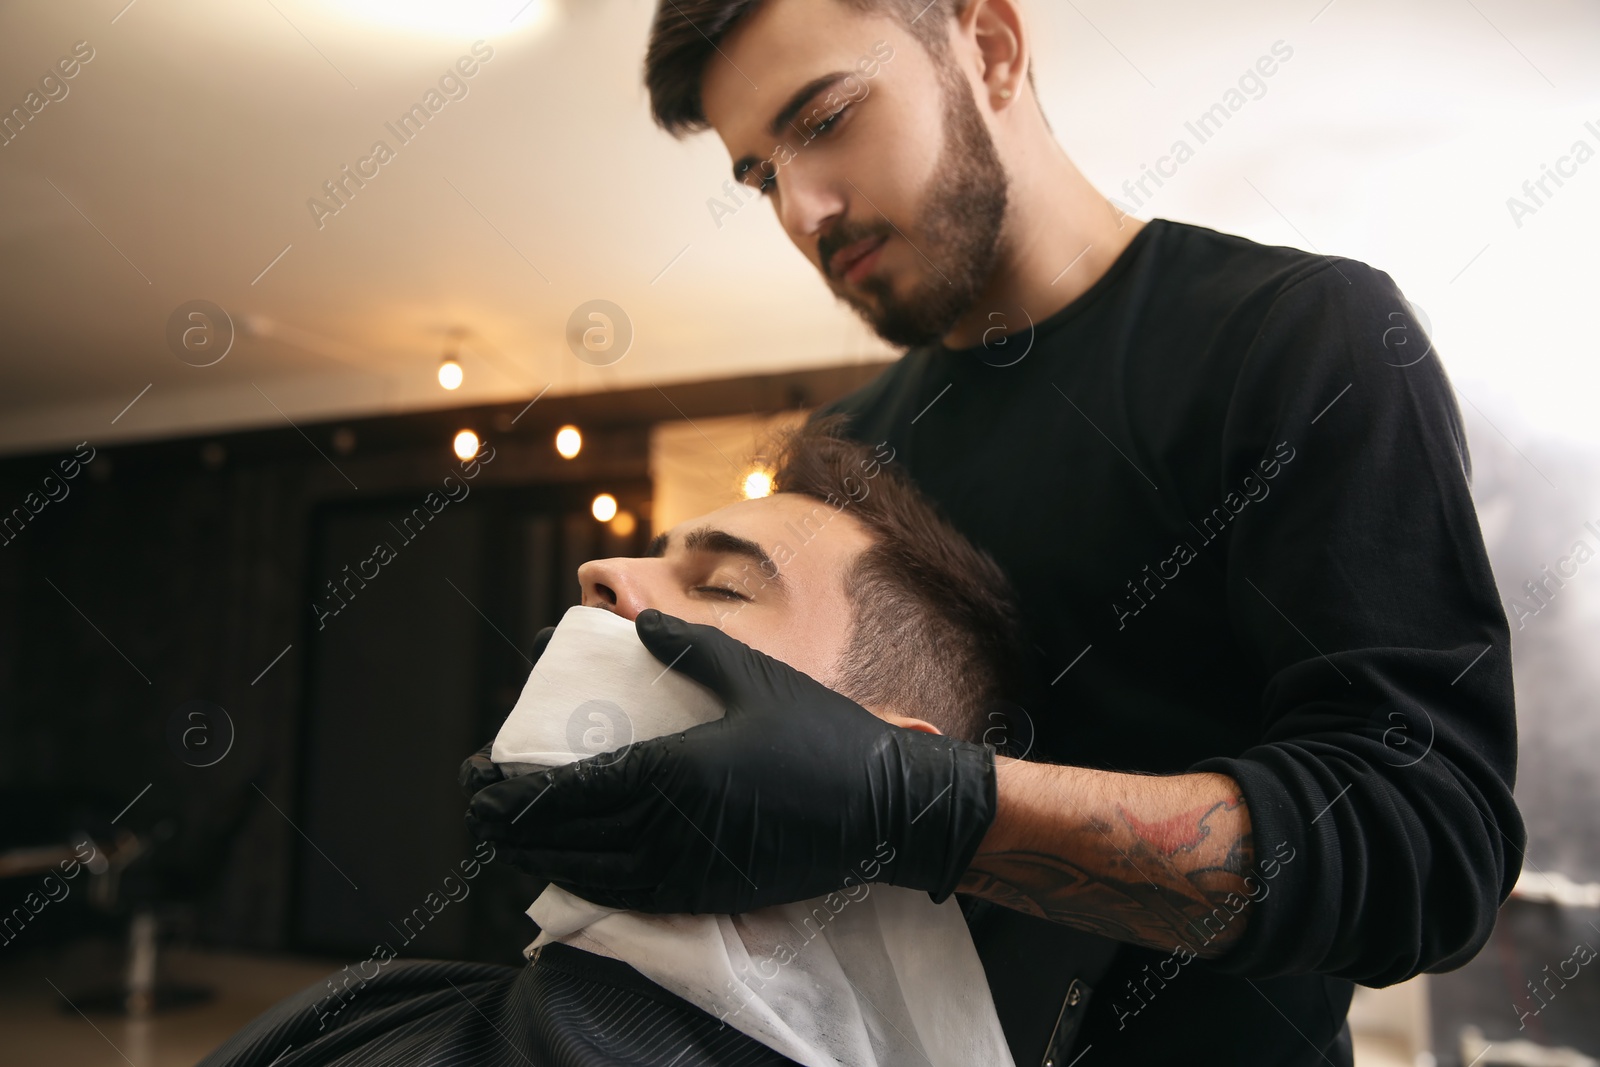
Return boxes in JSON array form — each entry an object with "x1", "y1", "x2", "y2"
[{"x1": 765, "y1": 413, "x2": 1024, "y2": 744}]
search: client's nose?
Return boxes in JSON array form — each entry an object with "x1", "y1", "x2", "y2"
[{"x1": 577, "y1": 557, "x2": 650, "y2": 621}]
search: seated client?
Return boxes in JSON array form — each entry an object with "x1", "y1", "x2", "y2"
[{"x1": 198, "y1": 415, "x2": 1031, "y2": 1067}]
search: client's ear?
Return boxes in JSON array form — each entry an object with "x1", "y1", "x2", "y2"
[{"x1": 878, "y1": 711, "x2": 942, "y2": 736}]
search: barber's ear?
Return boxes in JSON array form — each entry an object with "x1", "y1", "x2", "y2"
[{"x1": 879, "y1": 712, "x2": 941, "y2": 736}]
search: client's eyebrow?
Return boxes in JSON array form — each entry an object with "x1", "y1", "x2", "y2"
[{"x1": 648, "y1": 527, "x2": 783, "y2": 584}]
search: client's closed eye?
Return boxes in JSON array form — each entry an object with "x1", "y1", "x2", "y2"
[{"x1": 696, "y1": 585, "x2": 749, "y2": 601}]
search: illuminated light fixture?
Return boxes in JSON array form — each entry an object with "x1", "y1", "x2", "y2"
[
  {"x1": 591, "y1": 493, "x2": 618, "y2": 522},
  {"x1": 437, "y1": 355, "x2": 463, "y2": 390},
  {"x1": 453, "y1": 429, "x2": 480, "y2": 461},
  {"x1": 320, "y1": 0, "x2": 556, "y2": 36},
  {"x1": 611, "y1": 510, "x2": 637, "y2": 537},
  {"x1": 555, "y1": 425, "x2": 582, "y2": 459},
  {"x1": 742, "y1": 468, "x2": 774, "y2": 500}
]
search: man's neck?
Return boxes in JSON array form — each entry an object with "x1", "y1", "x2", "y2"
[{"x1": 940, "y1": 139, "x2": 1146, "y2": 352}]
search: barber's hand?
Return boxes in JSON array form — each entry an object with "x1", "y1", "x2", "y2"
[
  {"x1": 458, "y1": 625, "x2": 557, "y2": 801},
  {"x1": 464, "y1": 609, "x2": 997, "y2": 914}
]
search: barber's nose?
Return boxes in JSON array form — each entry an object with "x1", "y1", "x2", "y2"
[
  {"x1": 577, "y1": 558, "x2": 650, "y2": 621},
  {"x1": 776, "y1": 167, "x2": 847, "y2": 256}
]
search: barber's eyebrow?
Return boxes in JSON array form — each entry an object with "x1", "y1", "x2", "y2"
[
  {"x1": 648, "y1": 527, "x2": 783, "y2": 585},
  {"x1": 730, "y1": 71, "x2": 853, "y2": 184}
]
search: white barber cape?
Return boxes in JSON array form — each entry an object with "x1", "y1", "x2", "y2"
[{"x1": 492, "y1": 606, "x2": 1016, "y2": 1067}]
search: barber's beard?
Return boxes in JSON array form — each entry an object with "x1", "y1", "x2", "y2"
[{"x1": 826, "y1": 66, "x2": 1010, "y2": 349}]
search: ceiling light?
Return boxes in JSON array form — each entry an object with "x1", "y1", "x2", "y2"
[
  {"x1": 320, "y1": 0, "x2": 556, "y2": 36},
  {"x1": 743, "y1": 468, "x2": 774, "y2": 500},
  {"x1": 555, "y1": 425, "x2": 582, "y2": 459},
  {"x1": 438, "y1": 356, "x2": 463, "y2": 390},
  {"x1": 453, "y1": 429, "x2": 480, "y2": 461},
  {"x1": 592, "y1": 493, "x2": 618, "y2": 522}
]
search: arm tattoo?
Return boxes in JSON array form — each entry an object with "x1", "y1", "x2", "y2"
[{"x1": 958, "y1": 792, "x2": 1254, "y2": 956}]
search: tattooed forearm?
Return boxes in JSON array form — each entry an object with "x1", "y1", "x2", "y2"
[{"x1": 957, "y1": 765, "x2": 1254, "y2": 957}]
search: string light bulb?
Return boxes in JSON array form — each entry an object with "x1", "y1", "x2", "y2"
[
  {"x1": 437, "y1": 354, "x2": 463, "y2": 390},
  {"x1": 591, "y1": 493, "x2": 618, "y2": 522},
  {"x1": 743, "y1": 467, "x2": 774, "y2": 499},
  {"x1": 555, "y1": 425, "x2": 582, "y2": 459},
  {"x1": 453, "y1": 429, "x2": 480, "y2": 461}
]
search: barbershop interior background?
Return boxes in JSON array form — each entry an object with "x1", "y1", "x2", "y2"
[{"x1": 1, "y1": 0, "x2": 1597, "y2": 1064}]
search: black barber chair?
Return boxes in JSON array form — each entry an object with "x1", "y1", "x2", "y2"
[{"x1": 0, "y1": 782, "x2": 256, "y2": 1016}]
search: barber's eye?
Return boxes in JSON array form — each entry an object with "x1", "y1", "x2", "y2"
[
  {"x1": 696, "y1": 585, "x2": 748, "y2": 602},
  {"x1": 812, "y1": 105, "x2": 848, "y2": 138},
  {"x1": 738, "y1": 167, "x2": 776, "y2": 198}
]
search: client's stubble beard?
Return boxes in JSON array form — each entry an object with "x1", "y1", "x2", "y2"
[{"x1": 822, "y1": 62, "x2": 1010, "y2": 349}]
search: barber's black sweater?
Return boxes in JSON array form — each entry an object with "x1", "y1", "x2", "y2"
[{"x1": 817, "y1": 218, "x2": 1523, "y2": 1065}]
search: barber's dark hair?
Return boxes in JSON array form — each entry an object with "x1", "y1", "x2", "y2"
[
  {"x1": 765, "y1": 413, "x2": 1024, "y2": 745},
  {"x1": 644, "y1": 0, "x2": 1039, "y2": 137}
]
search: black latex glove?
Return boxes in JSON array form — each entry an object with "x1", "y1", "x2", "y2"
[
  {"x1": 463, "y1": 609, "x2": 997, "y2": 914},
  {"x1": 458, "y1": 625, "x2": 557, "y2": 802}
]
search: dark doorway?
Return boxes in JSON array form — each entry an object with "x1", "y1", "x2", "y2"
[{"x1": 290, "y1": 479, "x2": 651, "y2": 963}]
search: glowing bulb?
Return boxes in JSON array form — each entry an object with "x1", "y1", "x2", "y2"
[
  {"x1": 555, "y1": 425, "x2": 582, "y2": 459},
  {"x1": 743, "y1": 468, "x2": 774, "y2": 499},
  {"x1": 320, "y1": 0, "x2": 557, "y2": 36},
  {"x1": 453, "y1": 429, "x2": 480, "y2": 461},
  {"x1": 437, "y1": 358, "x2": 463, "y2": 390},
  {"x1": 592, "y1": 493, "x2": 618, "y2": 522},
  {"x1": 612, "y1": 510, "x2": 637, "y2": 537}
]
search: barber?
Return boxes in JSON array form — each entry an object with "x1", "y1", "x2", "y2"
[{"x1": 464, "y1": 1, "x2": 1523, "y2": 1062}]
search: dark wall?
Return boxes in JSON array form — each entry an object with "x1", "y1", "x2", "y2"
[
  {"x1": 1, "y1": 442, "x2": 318, "y2": 952},
  {"x1": 0, "y1": 363, "x2": 887, "y2": 960}
]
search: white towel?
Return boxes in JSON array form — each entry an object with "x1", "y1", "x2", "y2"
[{"x1": 493, "y1": 605, "x2": 1016, "y2": 1067}]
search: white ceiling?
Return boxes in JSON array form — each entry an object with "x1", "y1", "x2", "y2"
[{"x1": 0, "y1": 0, "x2": 1596, "y2": 455}]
